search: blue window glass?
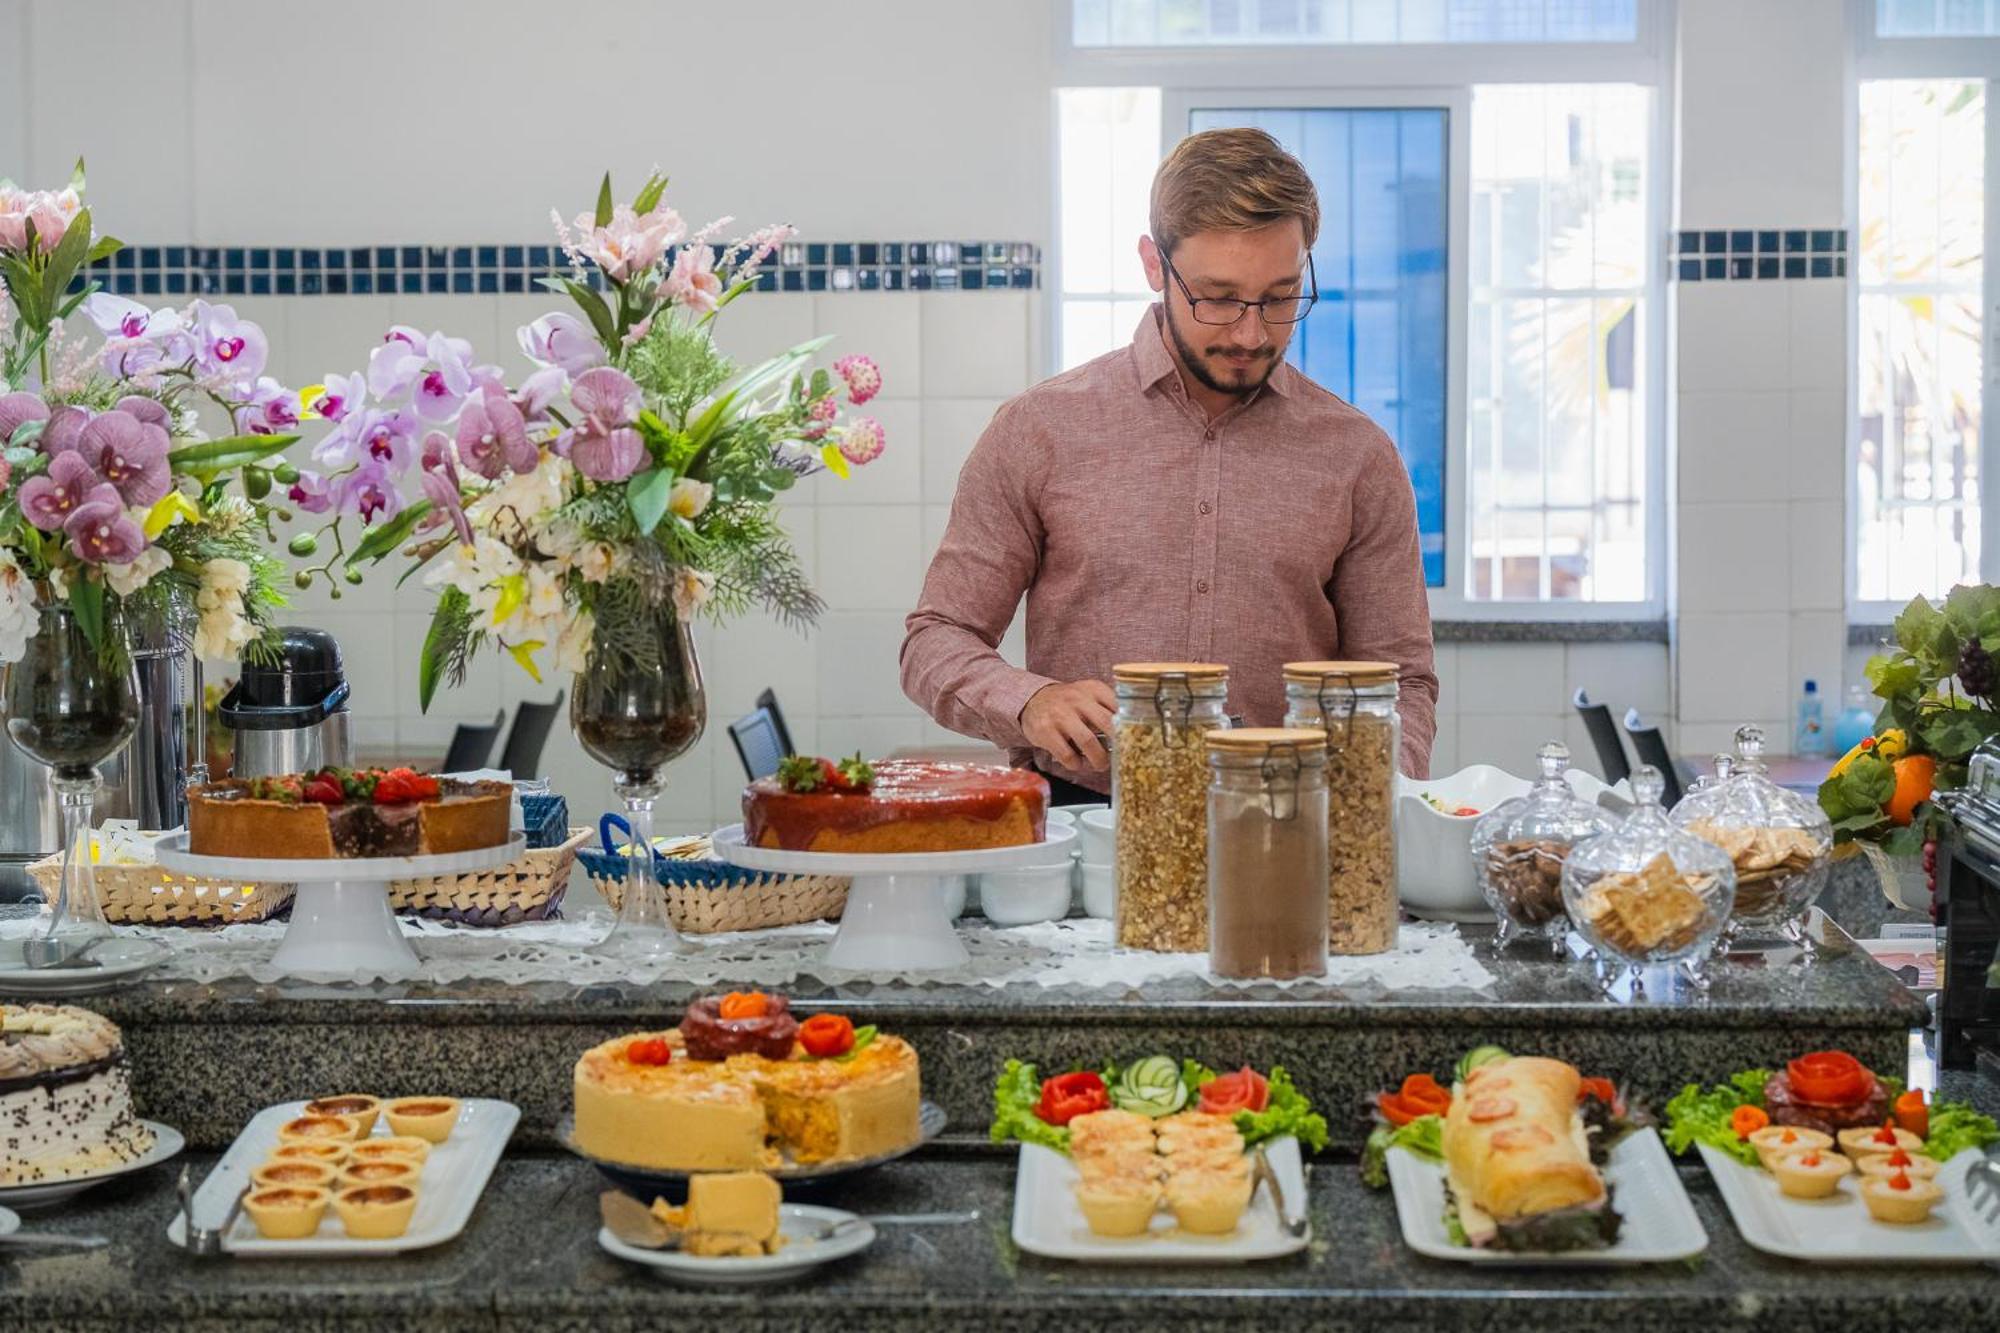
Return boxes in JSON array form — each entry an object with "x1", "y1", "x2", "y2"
[{"x1": 1190, "y1": 106, "x2": 1449, "y2": 585}]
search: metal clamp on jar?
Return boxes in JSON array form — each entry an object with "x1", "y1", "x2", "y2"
[
  {"x1": 1282, "y1": 661, "x2": 1400, "y2": 955},
  {"x1": 1111, "y1": 661, "x2": 1229, "y2": 952},
  {"x1": 1205, "y1": 728, "x2": 1329, "y2": 980}
]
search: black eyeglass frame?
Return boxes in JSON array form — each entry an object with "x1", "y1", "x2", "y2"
[{"x1": 1160, "y1": 251, "x2": 1319, "y2": 326}]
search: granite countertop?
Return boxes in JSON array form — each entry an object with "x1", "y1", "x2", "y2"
[{"x1": 8, "y1": 1071, "x2": 1997, "y2": 1333}]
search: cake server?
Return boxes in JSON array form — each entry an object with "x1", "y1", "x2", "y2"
[
  {"x1": 173, "y1": 1165, "x2": 247, "y2": 1256},
  {"x1": 1255, "y1": 1147, "x2": 1309, "y2": 1239}
]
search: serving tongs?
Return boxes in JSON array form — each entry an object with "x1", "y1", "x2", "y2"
[
  {"x1": 171, "y1": 1164, "x2": 247, "y2": 1257},
  {"x1": 598, "y1": 1190, "x2": 977, "y2": 1249},
  {"x1": 1253, "y1": 1148, "x2": 1308, "y2": 1239},
  {"x1": 1967, "y1": 1153, "x2": 2000, "y2": 1226}
]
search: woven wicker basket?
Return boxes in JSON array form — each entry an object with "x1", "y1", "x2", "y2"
[
  {"x1": 26, "y1": 856, "x2": 295, "y2": 927},
  {"x1": 584, "y1": 852, "x2": 849, "y2": 935},
  {"x1": 389, "y1": 827, "x2": 592, "y2": 926}
]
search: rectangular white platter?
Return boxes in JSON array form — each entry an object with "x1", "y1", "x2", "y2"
[
  {"x1": 1387, "y1": 1127, "x2": 1707, "y2": 1265},
  {"x1": 1697, "y1": 1143, "x2": 2000, "y2": 1263},
  {"x1": 1011, "y1": 1134, "x2": 1309, "y2": 1262},
  {"x1": 165, "y1": 1098, "x2": 519, "y2": 1257}
]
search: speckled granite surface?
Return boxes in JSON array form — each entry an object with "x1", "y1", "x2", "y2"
[
  {"x1": 6, "y1": 1067, "x2": 1997, "y2": 1333},
  {"x1": 13, "y1": 916, "x2": 1922, "y2": 1153}
]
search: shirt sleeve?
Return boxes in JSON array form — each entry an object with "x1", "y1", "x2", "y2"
[
  {"x1": 900, "y1": 397, "x2": 1059, "y2": 750},
  {"x1": 1331, "y1": 429, "x2": 1439, "y2": 778}
]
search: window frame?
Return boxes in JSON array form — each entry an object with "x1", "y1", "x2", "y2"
[
  {"x1": 1052, "y1": 2, "x2": 1676, "y2": 620},
  {"x1": 1849, "y1": 0, "x2": 2000, "y2": 617}
]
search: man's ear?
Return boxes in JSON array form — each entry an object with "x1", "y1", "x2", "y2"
[{"x1": 1138, "y1": 235, "x2": 1165, "y2": 292}]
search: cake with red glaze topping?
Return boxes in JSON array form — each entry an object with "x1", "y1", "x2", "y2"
[
  {"x1": 742, "y1": 755, "x2": 1047, "y2": 854},
  {"x1": 188, "y1": 767, "x2": 512, "y2": 859}
]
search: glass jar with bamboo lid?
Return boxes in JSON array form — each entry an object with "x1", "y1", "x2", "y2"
[
  {"x1": 1282, "y1": 660, "x2": 1400, "y2": 955},
  {"x1": 1111, "y1": 662, "x2": 1230, "y2": 951},
  {"x1": 1206, "y1": 728, "x2": 1330, "y2": 980}
]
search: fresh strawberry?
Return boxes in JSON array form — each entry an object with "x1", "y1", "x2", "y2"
[
  {"x1": 830, "y1": 752, "x2": 876, "y2": 793},
  {"x1": 776, "y1": 754, "x2": 831, "y2": 794},
  {"x1": 373, "y1": 769, "x2": 428, "y2": 804},
  {"x1": 302, "y1": 776, "x2": 345, "y2": 805}
]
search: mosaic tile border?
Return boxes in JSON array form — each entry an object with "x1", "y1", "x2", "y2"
[
  {"x1": 73, "y1": 240, "x2": 1042, "y2": 298},
  {"x1": 1673, "y1": 228, "x2": 1848, "y2": 281}
]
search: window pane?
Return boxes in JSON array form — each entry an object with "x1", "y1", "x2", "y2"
[
  {"x1": 1877, "y1": 0, "x2": 2000, "y2": 36},
  {"x1": 1468, "y1": 83, "x2": 1651, "y2": 602},
  {"x1": 1191, "y1": 103, "x2": 1450, "y2": 585},
  {"x1": 1856, "y1": 79, "x2": 1985, "y2": 603},
  {"x1": 1059, "y1": 88, "x2": 1162, "y2": 296},
  {"x1": 1074, "y1": 0, "x2": 1638, "y2": 44}
]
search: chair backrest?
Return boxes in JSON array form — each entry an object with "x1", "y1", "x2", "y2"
[
  {"x1": 1572, "y1": 689, "x2": 1632, "y2": 783},
  {"x1": 729, "y1": 706, "x2": 787, "y2": 781},
  {"x1": 441, "y1": 708, "x2": 505, "y2": 773},
  {"x1": 1621, "y1": 707, "x2": 1684, "y2": 808},
  {"x1": 499, "y1": 690, "x2": 567, "y2": 779},
  {"x1": 755, "y1": 687, "x2": 796, "y2": 758}
]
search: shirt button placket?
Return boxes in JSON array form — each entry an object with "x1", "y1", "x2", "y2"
[{"x1": 1193, "y1": 424, "x2": 1221, "y2": 657}]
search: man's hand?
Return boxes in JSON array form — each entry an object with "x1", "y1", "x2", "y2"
[{"x1": 1020, "y1": 679, "x2": 1116, "y2": 772}]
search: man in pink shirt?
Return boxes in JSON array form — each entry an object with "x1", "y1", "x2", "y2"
[{"x1": 902, "y1": 128, "x2": 1437, "y2": 800}]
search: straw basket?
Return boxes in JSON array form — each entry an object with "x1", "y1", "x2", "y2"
[
  {"x1": 389, "y1": 827, "x2": 593, "y2": 926},
  {"x1": 26, "y1": 856, "x2": 294, "y2": 927},
  {"x1": 580, "y1": 841, "x2": 848, "y2": 935}
]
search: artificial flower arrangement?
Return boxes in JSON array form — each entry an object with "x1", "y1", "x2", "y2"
[
  {"x1": 0, "y1": 163, "x2": 301, "y2": 667},
  {"x1": 296, "y1": 170, "x2": 886, "y2": 706}
]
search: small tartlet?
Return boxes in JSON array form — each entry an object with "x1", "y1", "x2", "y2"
[
  {"x1": 1856, "y1": 1149, "x2": 1942, "y2": 1181},
  {"x1": 1748, "y1": 1124, "x2": 1832, "y2": 1171},
  {"x1": 1769, "y1": 1148, "x2": 1853, "y2": 1199},
  {"x1": 1859, "y1": 1172, "x2": 1944, "y2": 1224},
  {"x1": 337, "y1": 1159, "x2": 421, "y2": 1191},
  {"x1": 243, "y1": 1185, "x2": 331, "y2": 1239},
  {"x1": 269, "y1": 1140, "x2": 349, "y2": 1166},
  {"x1": 304, "y1": 1095, "x2": 382, "y2": 1136},
  {"x1": 383, "y1": 1097, "x2": 461, "y2": 1143},
  {"x1": 251, "y1": 1160, "x2": 339, "y2": 1191},
  {"x1": 1836, "y1": 1125, "x2": 1925, "y2": 1159},
  {"x1": 335, "y1": 1183, "x2": 419, "y2": 1239},
  {"x1": 278, "y1": 1113, "x2": 365, "y2": 1144},
  {"x1": 351, "y1": 1135, "x2": 433, "y2": 1166}
]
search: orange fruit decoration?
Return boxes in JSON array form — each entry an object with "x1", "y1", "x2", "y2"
[{"x1": 1886, "y1": 754, "x2": 1936, "y2": 826}]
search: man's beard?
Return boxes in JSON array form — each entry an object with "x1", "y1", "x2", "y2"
[{"x1": 1164, "y1": 304, "x2": 1281, "y2": 398}]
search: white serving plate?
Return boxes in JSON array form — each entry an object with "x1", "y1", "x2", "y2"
[
  {"x1": 1395, "y1": 767, "x2": 1627, "y2": 921},
  {"x1": 165, "y1": 1098, "x2": 518, "y2": 1256},
  {"x1": 0, "y1": 1122, "x2": 184, "y2": 1210},
  {"x1": 1697, "y1": 1143, "x2": 2000, "y2": 1263},
  {"x1": 0, "y1": 948, "x2": 168, "y2": 998},
  {"x1": 1386, "y1": 1127, "x2": 1707, "y2": 1265},
  {"x1": 598, "y1": 1204, "x2": 875, "y2": 1286},
  {"x1": 1010, "y1": 1135, "x2": 1310, "y2": 1262},
  {"x1": 0, "y1": 1204, "x2": 16, "y2": 1235}
]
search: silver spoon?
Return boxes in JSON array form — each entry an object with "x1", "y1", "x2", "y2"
[
  {"x1": 173, "y1": 1164, "x2": 246, "y2": 1256},
  {"x1": 0, "y1": 1231, "x2": 108, "y2": 1251}
]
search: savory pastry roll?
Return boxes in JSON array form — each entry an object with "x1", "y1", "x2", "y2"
[{"x1": 1442, "y1": 1056, "x2": 1615, "y2": 1250}]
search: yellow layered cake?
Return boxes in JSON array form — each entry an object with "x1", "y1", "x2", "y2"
[
  {"x1": 571, "y1": 998, "x2": 922, "y2": 1172},
  {"x1": 652, "y1": 1171, "x2": 785, "y2": 1257}
]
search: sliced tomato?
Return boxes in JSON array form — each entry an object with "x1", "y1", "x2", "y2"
[
  {"x1": 1785, "y1": 1051, "x2": 1873, "y2": 1106},
  {"x1": 1377, "y1": 1091, "x2": 1421, "y2": 1127},
  {"x1": 1398, "y1": 1074, "x2": 1451, "y2": 1116},
  {"x1": 1036, "y1": 1071, "x2": 1109, "y2": 1126},
  {"x1": 1578, "y1": 1077, "x2": 1618, "y2": 1106},
  {"x1": 1197, "y1": 1067, "x2": 1271, "y2": 1117},
  {"x1": 718, "y1": 991, "x2": 772, "y2": 1020}
]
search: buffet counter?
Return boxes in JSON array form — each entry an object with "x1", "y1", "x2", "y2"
[
  {"x1": 8, "y1": 1066, "x2": 1995, "y2": 1333},
  {"x1": 81, "y1": 917, "x2": 1923, "y2": 1152}
]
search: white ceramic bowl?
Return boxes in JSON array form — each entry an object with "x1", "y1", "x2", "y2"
[
  {"x1": 1052, "y1": 802, "x2": 1107, "y2": 820},
  {"x1": 1079, "y1": 860, "x2": 1115, "y2": 919},
  {"x1": 1394, "y1": 765, "x2": 1627, "y2": 921},
  {"x1": 1046, "y1": 809, "x2": 1078, "y2": 828},
  {"x1": 980, "y1": 862, "x2": 1076, "y2": 925},
  {"x1": 1079, "y1": 809, "x2": 1116, "y2": 865}
]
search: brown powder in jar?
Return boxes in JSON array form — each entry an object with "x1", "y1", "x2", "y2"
[
  {"x1": 1114, "y1": 718, "x2": 1220, "y2": 951},
  {"x1": 1325, "y1": 712, "x2": 1397, "y2": 954},
  {"x1": 1208, "y1": 783, "x2": 1328, "y2": 980}
]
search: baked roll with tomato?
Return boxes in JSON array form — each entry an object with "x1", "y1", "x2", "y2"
[{"x1": 1441, "y1": 1055, "x2": 1620, "y2": 1251}]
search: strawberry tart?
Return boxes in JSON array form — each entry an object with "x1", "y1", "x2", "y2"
[
  {"x1": 187, "y1": 767, "x2": 512, "y2": 859},
  {"x1": 741, "y1": 754, "x2": 1048, "y2": 854}
]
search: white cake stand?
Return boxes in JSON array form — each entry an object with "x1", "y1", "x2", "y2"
[
  {"x1": 154, "y1": 832, "x2": 526, "y2": 980},
  {"x1": 709, "y1": 823, "x2": 1078, "y2": 971}
]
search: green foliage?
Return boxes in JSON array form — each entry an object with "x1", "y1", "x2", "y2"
[
  {"x1": 626, "y1": 320, "x2": 735, "y2": 421},
  {"x1": 418, "y1": 587, "x2": 475, "y2": 714}
]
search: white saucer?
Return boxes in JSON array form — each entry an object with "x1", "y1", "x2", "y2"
[
  {"x1": 0, "y1": 944, "x2": 169, "y2": 997},
  {"x1": 0, "y1": 1122, "x2": 185, "y2": 1210},
  {"x1": 598, "y1": 1205, "x2": 875, "y2": 1286}
]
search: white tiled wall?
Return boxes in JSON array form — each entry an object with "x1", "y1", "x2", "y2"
[{"x1": 1434, "y1": 642, "x2": 1672, "y2": 780}]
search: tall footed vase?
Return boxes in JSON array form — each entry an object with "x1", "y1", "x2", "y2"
[
  {"x1": 2, "y1": 604, "x2": 163, "y2": 968},
  {"x1": 572, "y1": 606, "x2": 706, "y2": 960}
]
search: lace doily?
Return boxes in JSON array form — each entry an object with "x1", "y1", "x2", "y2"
[{"x1": 0, "y1": 912, "x2": 1493, "y2": 993}]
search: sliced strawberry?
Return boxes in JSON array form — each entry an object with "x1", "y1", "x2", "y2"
[{"x1": 302, "y1": 776, "x2": 345, "y2": 805}]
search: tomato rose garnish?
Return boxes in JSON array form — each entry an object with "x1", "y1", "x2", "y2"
[
  {"x1": 1035, "y1": 1071, "x2": 1110, "y2": 1126},
  {"x1": 626, "y1": 1037, "x2": 672, "y2": 1066},
  {"x1": 718, "y1": 991, "x2": 771, "y2": 1020},
  {"x1": 1785, "y1": 1050, "x2": 1873, "y2": 1105},
  {"x1": 1731, "y1": 1105, "x2": 1770, "y2": 1140},
  {"x1": 1377, "y1": 1073, "x2": 1451, "y2": 1126},
  {"x1": 1197, "y1": 1067, "x2": 1271, "y2": 1117},
  {"x1": 799, "y1": 1013, "x2": 856, "y2": 1059},
  {"x1": 1894, "y1": 1089, "x2": 1929, "y2": 1139}
]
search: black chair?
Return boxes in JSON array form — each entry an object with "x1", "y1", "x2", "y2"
[
  {"x1": 441, "y1": 709, "x2": 505, "y2": 773},
  {"x1": 499, "y1": 691, "x2": 566, "y2": 778},
  {"x1": 1573, "y1": 689, "x2": 1632, "y2": 783},
  {"x1": 756, "y1": 687, "x2": 796, "y2": 756},
  {"x1": 729, "y1": 706, "x2": 787, "y2": 781},
  {"x1": 1622, "y1": 707, "x2": 1684, "y2": 808}
]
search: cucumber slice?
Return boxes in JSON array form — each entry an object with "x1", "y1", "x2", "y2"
[
  {"x1": 1111, "y1": 1055, "x2": 1189, "y2": 1118},
  {"x1": 1455, "y1": 1044, "x2": 1510, "y2": 1083}
]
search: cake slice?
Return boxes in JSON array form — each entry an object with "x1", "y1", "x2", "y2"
[
  {"x1": 653, "y1": 1171, "x2": 785, "y2": 1257},
  {"x1": 743, "y1": 1035, "x2": 923, "y2": 1165}
]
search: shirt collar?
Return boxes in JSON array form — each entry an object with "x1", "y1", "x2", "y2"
[{"x1": 1129, "y1": 304, "x2": 1295, "y2": 403}]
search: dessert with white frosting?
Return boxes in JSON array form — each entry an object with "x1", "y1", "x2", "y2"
[{"x1": 0, "y1": 1003, "x2": 156, "y2": 1185}]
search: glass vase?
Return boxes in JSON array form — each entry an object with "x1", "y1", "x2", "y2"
[
  {"x1": 2, "y1": 603, "x2": 162, "y2": 968},
  {"x1": 571, "y1": 605, "x2": 706, "y2": 960}
]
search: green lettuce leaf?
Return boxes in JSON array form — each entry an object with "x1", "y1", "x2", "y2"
[
  {"x1": 1662, "y1": 1069, "x2": 1770, "y2": 1166},
  {"x1": 1360, "y1": 1113, "x2": 1444, "y2": 1189},
  {"x1": 1231, "y1": 1065, "x2": 1328, "y2": 1153},
  {"x1": 1928, "y1": 1100, "x2": 2000, "y2": 1161},
  {"x1": 988, "y1": 1058, "x2": 1069, "y2": 1153}
]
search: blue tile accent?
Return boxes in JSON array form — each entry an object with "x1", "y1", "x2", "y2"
[
  {"x1": 833, "y1": 243, "x2": 854, "y2": 265},
  {"x1": 350, "y1": 247, "x2": 371, "y2": 269},
  {"x1": 1670, "y1": 227, "x2": 1849, "y2": 281},
  {"x1": 477, "y1": 245, "x2": 497, "y2": 267},
  {"x1": 1757, "y1": 256, "x2": 1779, "y2": 280},
  {"x1": 251, "y1": 248, "x2": 272, "y2": 268},
  {"x1": 1729, "y1": 230, "x2": 1752, "y2": 252},
  {"x1": 502, "y1": 272, "x2": 523, "y2": 293},
  {"x1": 300, "y1": 250, "x2": 320, "y2": 270},
  {"x1": 401, "y1": 272, "x2": 421, "y2": 293},
  {"x1": 1703, "y1": 256, "x2": 1726, "y2": 280},
  {"x1": 301, "y1": 273, "x2": 321, "y2": 294},
  {"x1": 1702, "y1": 230, "x2": 1726, "y2": 253},
  {"x1": 250, "y1": 273, "x2": 271, "y2": 295},
  {"x1": 1677, "y1": 258, "x2": 1702, "y2": 283},
  {"x1": 224, "y1": 273, "x2": 246, "y2": 294},
  {"x1": 1811, "y1": 230, "x2": 1834, "y2": 252},
  {"x1": 115, "y1": 247, "x2": 135, "y2": 269},
  {"x1": 276, "y1": 273, "x2": 296, "y2": 294},
  {"x1": 1784, "y1": 256, "x2": 1806, "y2": 278},
  {"x1": 1810, "y1": 256, "x2": 1833, "y2": 278},
  {"x1": 1729, "y1": 256, "x2": 1752, "y2": 280},
  {"x1": 503, "y1": 245, "x2": 523, "y2": 267},
  {"x1": 1784, "y1": 230, "x2": 1807, "y2": 252}
]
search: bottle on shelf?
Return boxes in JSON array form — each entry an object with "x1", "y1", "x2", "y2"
[
  {"x1": 1833, "y1": 684, "x2": 1876, "y2": 754},
  {"x1": 1794, "y1": 679, "x2": 1831, "y2": 758}
]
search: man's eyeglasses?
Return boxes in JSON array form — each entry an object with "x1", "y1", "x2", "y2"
[{"x1": 1161, "y1": 253, "x2": 1318, "y2": 326}]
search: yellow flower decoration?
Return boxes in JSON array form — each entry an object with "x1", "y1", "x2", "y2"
[
  {"x1": 143, "y1": 490, "x2": 202, "y2": 539},
  {"x1": 506, "y1": 640, "x2": 545, "y2": 683},
  {"x1": 491, "y1": 573, "x2": 527, "y2": 628},
  {"x1": 820, "y1": 443, "x2": 850, "y2": 480},
  {"x1": 296, "y1": 384, "x2": 327, "y2": 420}
]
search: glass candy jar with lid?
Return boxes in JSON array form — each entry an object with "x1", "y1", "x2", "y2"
[
  {"x1": 1669, "y1": 724, "x2": 1833, "y2": 946},
  {"x1": 1112, "y1": 662, "x2": 1230, "y2": 951},
  {"x1": 1205, "y1": 728, "x2": 1330, "y2": 980},
  {"x1": 1562, "y1": 765, "x2": 1737, "y2": 996},
  {"x1": 1470, "y1": 742, "x2": 1615, "y2": 951},
  {"x1": 1282, "y1": 661, "x2": 1400, "y2": 955}
]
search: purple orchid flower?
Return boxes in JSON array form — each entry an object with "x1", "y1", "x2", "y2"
[
  {"x1": 234, "y1": 377, "x2": 300, "y2": 436},
  {"x1": 114, "y1": 395, "x2": 172, "y2": 430},
  {"x1": 316, "y1": 406, "x2": 419, "y2": 476},
  {"x1": 62, "y1": 484, "x2": 147, "y2": 565},
  {"x1": 83, "y1": 294, "x2": 192, "y2": 378},
  {"x1": 564, "y1": 367, "x2": 648, "y2": 483},
  {"x1": 455, "y1": 386, "x2": 533, "y2": 480},
  {"x1": 337, "y1": 460, "x2": 404, "y2": 525},
  {"x1": 40, "y1": 405, "x2": 91, "y2": 457},
  {"x1": 286, "y1": 469, "x2": 337, "y2": 515},
  {"x1": 0, "y1": 391, "x2": 49, "y2": 446},
  {"x1": 512, "y1": 366, "x2": 566, "y2": 424},
  {"x1": 367, "y1": 326, "x2": 476, "y2": 422},
  {"x1": 306, "y1": 372, "x2": 364, "y2": 424},
  {"x1": 16, "y1": 451, "x2": 105, "y2": 531},
  {"x1": 79, "y1": 410, "x2": 171, "y2": 507},
  {"x1": 188, "y1": 301, "x2": 269, "y2": 384},
  {"x1": 517, "y1": 311, "x2": 606, "y2": 375},
  {"x1": 418, "y1": 431, "x2": 474, "y2": 545}
]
